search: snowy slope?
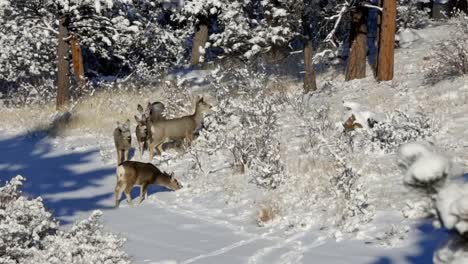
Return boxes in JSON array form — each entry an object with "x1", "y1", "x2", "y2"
[
  {"x1": 1, "y1": 23, "x2": 467, "y2": 263},
  {"x1": 0, "y1": 130, "x2": 447, "y2": 263}
]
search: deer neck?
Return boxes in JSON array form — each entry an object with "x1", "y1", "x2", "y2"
[{"x1": 192, "y1": 104, "x2": 205, "y2": 126}]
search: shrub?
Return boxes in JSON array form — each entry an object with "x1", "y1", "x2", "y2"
[
  {"x1": 425, "y1": 14, "x2": 468, "y2": 85},
  {"x1": 0, "y1": 176, "x2": 130, "y2": 264},
  {"x1": 398, "y1": 142, "x2": 467, "y2": 264}
]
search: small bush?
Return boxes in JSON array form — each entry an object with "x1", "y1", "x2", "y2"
[
  {"x1": 399, "y1": 143, "x2": 468, "y2": 264},
  {"x1": 397, "y1": 0, "x2": 430, "y2": 30},
  {"x1": 425, "y1": 14, "x2": 468, "y2": 85},
  {"x1": 0, "y1": 176, "x2": 130, "y2": 264},
  {"x1": 369, "y1": 110, "x2": 436, "y2": 153}
]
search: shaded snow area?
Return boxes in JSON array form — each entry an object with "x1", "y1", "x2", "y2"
[{"x1": 1, "y1": 24, "x2": 467, "y2": 263}]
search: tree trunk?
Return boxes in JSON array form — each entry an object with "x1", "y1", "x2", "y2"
[
  {"x1": 303, "y1": 40, "x2": 317, "y2": 93},
  {"x1": 191, "y1": 23, "x2": 208, "y2": 66},
  {"x1": 71, "y1": 35, "x2": 85, "y2": 97},
  {"x1": 56, "y1": 16, "x2": 70, "y2": 111},
  {"x1": 376, "y1": 0, "x2": 396, "y2": 81},
  {"x1": 346, "y1": 7, "x2": 368, "y2": 81},
  {"x1": 302, "y1": 1, "x2": 317, "y2": 94}
]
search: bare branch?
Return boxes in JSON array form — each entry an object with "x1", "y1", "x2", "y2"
[
  {"x1": 362, "y1": 4, "x2": 383, "y2": 12},
  {"x1": 324, "y1": 1, "x2": 350, "y2": 47}
]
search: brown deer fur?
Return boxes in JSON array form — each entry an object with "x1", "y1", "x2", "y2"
[
  {"x1": 148, "y1": 97, "x2": 211, "y2": 160},
  {"x1": 114, "y1": 161, "x2": 182, "y2": 207}
]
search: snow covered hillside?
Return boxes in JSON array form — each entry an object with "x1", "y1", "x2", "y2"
[{"x1": 1, "y1": 22, "x2": 467, "y2": 264}]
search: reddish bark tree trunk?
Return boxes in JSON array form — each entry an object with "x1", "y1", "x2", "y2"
[
  {"x1": 376, "y1": 0, "x2": 397, "y2": 81},
  {"x1": 56, "y1": 16, "x2": 70, "y2": 111},
  {"x1": 346, "y1": 8, "x2": 368, "y2": 81},
  {"x1": 71, "y1": 35, "x2": 85, "y2": 97}
]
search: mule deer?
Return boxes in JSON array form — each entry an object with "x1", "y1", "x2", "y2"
[
  {"x1": 146, "y1": 101, "x2": 166, "y2": 123},
  {"x1": 134, "y1": 102, "x2": 166, "y2": 159},
  {"x1": 135, "y1": 105, "x2": 149, "y2": 159},
  {"x1": 114, "y1": 119, "x2": 132, "y2": 165},
  {"x1": 148, "y1": 97, "x2": 211, "y2": 160},
  {"x1": 114, "y1": 160, "x2": 182, "y2": 207}
]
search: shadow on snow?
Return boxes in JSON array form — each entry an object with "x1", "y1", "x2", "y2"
[{"x1": 0, "y1": 131, "x2": 170, "y2": 224}]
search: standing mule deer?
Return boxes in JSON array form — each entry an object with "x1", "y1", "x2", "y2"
[
  {"x1": 135, "y1": 102, "x2": 165, "y2": 159},
  {"x1": 114, "y1": 160, "x2": 182, "y2": 207},
  {"x1": 146, "y1": 101, "x2": 166, "y2": 123},
  {"x1": 135, "y1": 105, "x2": 149, "y2": 159},
  {"x1": 148, "y1": 97, "x2": 212, "y2": 160},
  {"x1": 113, "y1": 119, "x2": 132, "y2": 165}
]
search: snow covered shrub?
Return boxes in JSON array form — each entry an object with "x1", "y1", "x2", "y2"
[
  {"x1": 268, "y1": 96, "x2": 374, "y2": 233},
  {"x1": 399, "y1": 142, "x2": 467, "y2": 264},
  {"x1": 425, "y1": 14, "x2": 468, "y2": 85},
  {"x1": 369, "y1": 110, "x2": 436, "y2": 153},
  {"x1": 190, "y1": 66, "x2": 287, "y2": 189},
  {"x1": 320, "y1": 133, "x2": 375, "y2": 232},
  {"x1": 160, "y1": 79, "x2": 193, "y2": 118},
  {"x1": 0, "y1": 2, "x2": 56, "y2": 84},
  {"x1": 397, "y1": 0, "x2": 430, "y2": 30},
  {"x1": 0, "y1": 176, "x2": 59, "y2": 263},
  {"x1": 0, "y1": 175, "x2": 130, "y2": 264}
]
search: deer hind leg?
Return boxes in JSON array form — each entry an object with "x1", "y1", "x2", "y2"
[
  {"x1": 149, "y1": 140, "x2": 163, "y2": 161},
  {"x1": 124, "y1": 184, "x2": 134, "y2": 206},
  {"x1": 139, "y1": 183, "x2": 149, "y2": 204},
  {"x1": 156, "y1": 142, "x2": 164, "y2": 156},
  {"x1": 148, "y1": 143, "x2": 155, "y2": 161},
  {"x1": 114, "y1": 181, "x2": 124, "y2": 208}
]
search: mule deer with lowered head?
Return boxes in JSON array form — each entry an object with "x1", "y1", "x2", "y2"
[
  {"x1": 148, "y1": 96, "x2": 212, "y2": 160},
  {"x1": 114, "y1": 160, "x2": 182, "y2": 207},
  {"x1": 113, "y1": 119, "x2": 132, "y2": 165}
]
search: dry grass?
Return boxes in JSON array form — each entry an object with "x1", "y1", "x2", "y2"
[
  {"x1": 256, "y1": 203, "x2": 277, "y2": 226},
  {"x1": 0, "y1": 87, "x2": 210, "y2": 136}
]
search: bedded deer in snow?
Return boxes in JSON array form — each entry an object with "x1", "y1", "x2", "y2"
[
  {"x1": 114, "y1": 160, "x2": 182, "y2": 207},
  {"x1": 135, "y1": 102, "x2": 166, "y2": 159},
  {"x1": 113, "y1": 119, "x2": 132, "y2": 165},
  {"x1": 148, "y1": 97, "x2": 211, "y2": 160}
]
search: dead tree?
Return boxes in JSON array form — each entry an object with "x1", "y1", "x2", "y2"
[
  {"x1": 346, "y1": 7, "x2": 368, "y2": 81},
  {"x1": 303, "y1": 0, "x2": 317, "y2": 93},
  {"x1": 56, "y1": 16, "x2": 70, "y2": 111},
  {"x1": 376, "y1": 0, "x2": 396, "y2": 81},
  {"x1": 303, "y1": 41, "x2": 318, "y2": 93},
  {"x1": 191, "y1": 17, "x2": 209, "y2": 66}
]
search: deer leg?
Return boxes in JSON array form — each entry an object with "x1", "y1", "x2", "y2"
[
  {"x1": 156, "y1": 143, "x2": 164, "y2": 156},
  {"x1": 139, "y1": 183, "x2": 149, "y2": 204},
  {"x1": 116, "y1": 149, "x2": 121, "y2": 165},
  {"x1": 124, "y1": 149, "x2": 129, "y2": 162},
  {"x1": 149, "y1": 143, "x2": 155, "y2": 161},
  {"x1": 138, "y1": 141, "x2": 144, "y2": 160},
  {"x1": 124, "y1": 185, "x2": 133, "y2": 206},
  {"x1": 114, "y1": 182, "x2": 124, "y2": 208}
]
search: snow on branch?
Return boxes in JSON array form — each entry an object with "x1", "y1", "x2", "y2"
[
  {"x1": 362, "y1": 3, "x2": 383, "y2": 11},
  {"x1": 324, "y1": 1, "x2": 351, "y2": 47}
]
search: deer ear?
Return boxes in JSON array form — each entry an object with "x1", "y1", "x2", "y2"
[
  {"x1": 134, "y1": 115, "x2": 140, "y2": 122},
  {"x1": 116, "y1": 121, "x2": 121, "y2": 127},
  {"x1": 125, "y1": 119, "x2": 130, "y2": 126},
  {"x1": 137, "y1": 104, "x2": 144, "y2": 113}
]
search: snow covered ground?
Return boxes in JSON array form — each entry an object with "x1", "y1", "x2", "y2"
[
  {"x1": 1, "y1": 23, "x2": 467, "y2": 263},
  {"x1": 0, "y1": 130, "x2": 450, "y2": 263}
]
